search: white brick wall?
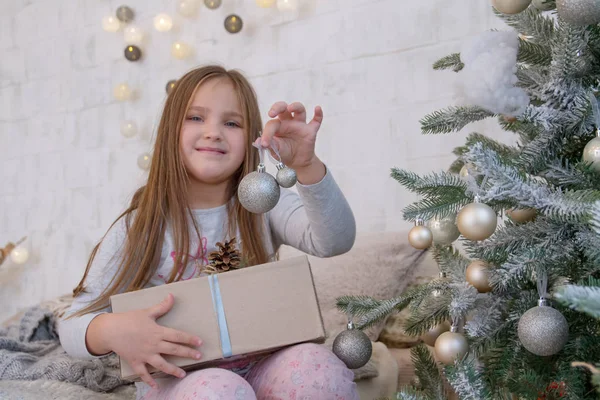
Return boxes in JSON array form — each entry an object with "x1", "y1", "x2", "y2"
[{"x1": 0, "y1": 0, "x2": 511, "y2": 321}]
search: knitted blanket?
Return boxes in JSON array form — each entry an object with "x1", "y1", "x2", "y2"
[{"x1": 0, "y1": 305, "x2": 129, "y2": 395}]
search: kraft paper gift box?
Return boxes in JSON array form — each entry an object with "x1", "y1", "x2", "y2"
[{"x1": 110, "y1": 255, "x2": 326, "y2": 381}]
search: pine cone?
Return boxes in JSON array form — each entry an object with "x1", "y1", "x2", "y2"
[{"x1": 205, "y1": 237, "x2": 241, "y2": 274}]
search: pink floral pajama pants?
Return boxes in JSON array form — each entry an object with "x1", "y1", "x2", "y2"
[{"x1": 140, "y1": 343, "x2": 359, "y2": 400}]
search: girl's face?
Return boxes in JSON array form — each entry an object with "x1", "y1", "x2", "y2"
[{"x1": 180, "y1": 78, "x2": 247, "y2": 186}]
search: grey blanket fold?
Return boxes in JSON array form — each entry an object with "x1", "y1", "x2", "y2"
[{"x1": 0, "y1": 306, "x2": 126, "y2": 393}]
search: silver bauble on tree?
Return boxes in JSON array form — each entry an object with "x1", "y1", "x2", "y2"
[
  {"x1": 517, "y1": 299, "x2": 569, "y2": 356},
  {"x1": 275, "y1": 162, "x2": 297, "y2": 188},
  {"x1": 427, "y1": 214, "x2": 460, "y2": 245},
  {"x1": 332, "y1": 321, "x2": 373, "y2": 369},
  {"x1": 457, "y1": 198, "x2": 498, "y2": 241},
  {"x1": 238, "y1": 164, "x2": 280, "y2": 214},
  {"x1": 556, "y1": 0, "x2": 600, "y2": 26}
]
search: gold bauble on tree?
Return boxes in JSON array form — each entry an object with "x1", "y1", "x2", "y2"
[
  {"x1": 427, "y1": 214, "x2": 460, "y2": 245},
  {"x1": 421, "y1": 321, "x2": 450, "y2": 346},
  {"x1": 457, "y1": 199, "x2": 497, "y2": 241},
  {"x1": 466, "y1": 260, "x2": 492, "y2": 293},
  {"x1": 506, "y1": 207, "x2": 537, "y2": 223},
  {"x1": 434, "y1": 326, "x2": 469, "y2": 365},
  {"x1": 408, "y1": 219, "x2": 433, "y2": 250},
  {"x1": 491, "y1": 0, "x2": 532, "y2": 14}
]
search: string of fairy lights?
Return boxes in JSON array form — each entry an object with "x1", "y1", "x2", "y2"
[{"x1": 102, "y1": 0, "x2": 299, "y2": 170}]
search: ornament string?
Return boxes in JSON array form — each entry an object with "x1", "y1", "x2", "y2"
[
  {"x1": 252, "y1": 141, "x2": 266, "y2": 168},
  {"x1": 536, "y1": 270, "x2": 548, "y2": 299},
  {"x1": 254, "y1": 131, "x2": 284, "y2": 166}
]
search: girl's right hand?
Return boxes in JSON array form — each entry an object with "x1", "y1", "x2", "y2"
[{"x1": 104, "y1": 294, "x2": 203, "y2": 388}]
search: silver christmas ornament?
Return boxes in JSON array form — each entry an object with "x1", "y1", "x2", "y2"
[
  {"x1": 332, "y1": 321, "x2": 373, "y2": 369},
  {"x1": 556, "y1": 0, "x2": 600, "y2": 25},
  {"x1": 517, "y1": 299, "x2": 569, "y2": 356},
  {"x1": 427, "y1": 214, "x2": 460, "y2": 245},
  {"x1": 583, "y1": 136, "x2": 600, "y2": 172},
  {"x1": 238, "y1": 164, "x2": 280, "y2": 214},
  {"x1": 275, "y1": 163, "x2": 297, "y2": 188},
  {"x1": 116, "y1": 5, "x2": 135, "y2": 23}
]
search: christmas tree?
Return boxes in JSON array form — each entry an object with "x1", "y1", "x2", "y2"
[{"x1": 335, "y1": 2, "x2": 600, "y2": 399}]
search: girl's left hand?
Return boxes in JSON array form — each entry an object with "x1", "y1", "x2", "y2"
[{"x1": 258, "y1": 101, "x2": 323, "y2": 170}]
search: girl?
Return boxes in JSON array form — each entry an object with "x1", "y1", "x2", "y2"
[{"x1": 59, "y1": 65, "x2": 358, "y2": 400}]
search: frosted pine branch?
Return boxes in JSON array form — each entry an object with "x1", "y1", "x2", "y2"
[
  {"x1": 394, "y1": 388, "x2": 429, "y2": 400},
  {"x1": 543, "y1": 160, "x2": 599, "y2": 189},
  {"x1": 465, "y1": 143, "x2": 600, "y2": 222},
  {"x1": 449, "y1": 282, "x2": 479, "y2": 321},
  {"x1": 494, "y1": 8, "x2": 555, "y2": 46},
  {"x1": 431, "y1": 245, "x2": 470, "y2": 282},
  {"x1": 390, "y1": 169, "x2": 467, "y2": 199},
  {"x1": 335, "y1": 296, "x2": 382, "y2": 317},
  {"x1": 445, "y1": 357, "x2": 492, "y2": 400},
  {"x1": 464, "y1": 297, "x2": 506, "y2": 338},
  {"x1": 555, "y1": 285, "x2": 600, "y2": 319},
  {"x1": 402, "y1": 197, "x2": 471, "y2": 222},
  {"x1": 518, "y1": 37, "x2": 552, "y2": 66},
  {"x1": 590, "y1": 200, "x2": 600, "y2": 235},
  {"x1": 356, "y1": 297, "x2": 411, "y2": 330},
  {"x1": 411, "y1": 345, "x2": 446, "y2": 400},
  {"x1": 420, "y1": 106, "x2": 494, "y2": 134},
  {"x1": 550, "y1": 22, "x2": 591, "y2": 82}
]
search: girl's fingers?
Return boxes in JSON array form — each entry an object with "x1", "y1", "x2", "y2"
[
  {"x1": 308, "y1": 106, "x2": 323, "y2": 131},
  {"x1": 268, "y1": 101, "x2": 292, "y2": 119},
  {"x1": 158, "y1": 341, "x2": 202, "y2": 360},
  {"x1": 261, "y1": 118, "x2": 282, "y2": 148},
  {"x1": 147, "y1": 354, "x2": 187, "y2": 379},
  {"x1": 133, "y1": 363, "x2": 158, "y2": 389},
  {"x1": 287, "y1": 102, "x2": 307, "y2": 122}
]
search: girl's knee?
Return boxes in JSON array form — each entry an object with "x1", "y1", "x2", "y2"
[{"x1": 175, "y1": 368, "x2": 256, "y2": 399}]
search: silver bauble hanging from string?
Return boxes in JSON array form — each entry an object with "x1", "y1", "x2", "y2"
[
  {"x1": 517, "y1": 298, "x2": 569, "y2": 356},
  {"x1": 332, "y1": 321, "x2": 372, "y2": 369},
  {"x1": 238, "y1": 164, "x2": 280, "y2": 214},
  {"x1": 275, "y1": 162, "x2": 297, "y2": 188},
  {"x1": 556, "y1": 0, "x2": 600, "y2": 26}
]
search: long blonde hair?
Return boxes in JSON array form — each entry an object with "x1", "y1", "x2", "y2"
[{"x1": 70, "y1": 65, "x2": 268, "y2": 317}]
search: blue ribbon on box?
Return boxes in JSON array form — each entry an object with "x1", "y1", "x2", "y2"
[{"x1": 208, "y1": 274, "x2": 232, "y2": 358}]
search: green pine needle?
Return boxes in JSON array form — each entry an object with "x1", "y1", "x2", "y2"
[
  {"x1": 420, "y1": 106, "x2": 495, "y2": 134},
  {"x1": 433, "y1": 53, "x2": 464, "y2": 72}
]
